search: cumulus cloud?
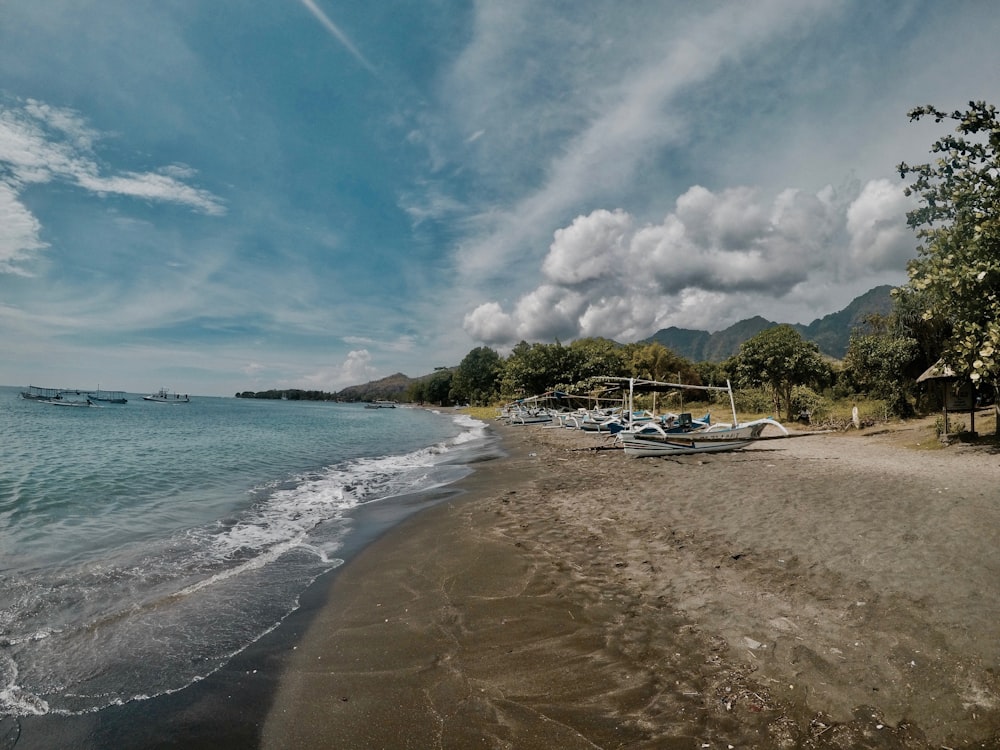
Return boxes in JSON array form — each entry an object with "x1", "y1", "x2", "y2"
[
  {"x1": 846, "y1": 178, "x2": 915, "y2": 271},
  {"x1": 464, "y1": 179, "x2": 910, "y2": 346},
  {"x1": 339, "y1": 349, "x2": 377, "y2": 385},
  {"x1": 462, "y1": 301, "x2": 515, "y2": 343},
  {"x1": 542, "y1": 209, "x2": 632, "y2": 285}
]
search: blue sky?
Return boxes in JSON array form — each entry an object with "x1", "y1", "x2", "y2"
[{"x1": 2, "y1": 1, "x2": 999, "y2": 396}]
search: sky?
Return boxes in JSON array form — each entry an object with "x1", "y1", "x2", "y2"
[{"x1": 2, "y1": 1, "x2": 1000, "y2": 396}]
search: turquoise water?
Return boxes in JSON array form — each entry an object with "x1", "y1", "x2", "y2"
[{"x1": 0, "y1": 387, "x2": 495, "y2": 717}]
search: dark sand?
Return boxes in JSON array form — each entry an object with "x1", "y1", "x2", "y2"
[{"x1": 261, "y1": 419, "x2": 1000, "y2": 749}]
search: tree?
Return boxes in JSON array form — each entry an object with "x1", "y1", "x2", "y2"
[
  {"x1": 565, "y1": 338, "x2": 629, "y2": 384},
  {"x1": 733, "y1": 325, "x2": 830, "y2": 420},
  {"x1": 626, "y1": 342, "x2": 699, "y2": 383},
  {"x1": 424, "y1": 369, "x2": 454, "y2": 406},
  {"x1": 450, "y1": 347, "x2": 503, "y2": 406},
  {"x1": 898, "y1": 101, "x2": 1000, "y2": 416},
  {"x1": 843, "y1": 331, "x2": 919, "y2": 417},
  {"x1": 499, "y1": 341, "x2": 574, "y2": 399}
]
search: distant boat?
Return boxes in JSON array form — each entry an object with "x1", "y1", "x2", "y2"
[
  {"x1": 364, "y1": 400, "x2": 397, "y2": 409},
  {"x1": 20, "y1": 385, "x2": 64, "y2": 401},
  {"x1": 143, "y1": 389, "x2": 190, "y2": 403},
  {"x1": 88, "y1": 387, "x2": 128, "y2": 404},
  {"x1": 44, "y1": 398, "x2": 98, "y2": 408}
]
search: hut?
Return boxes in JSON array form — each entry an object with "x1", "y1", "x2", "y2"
[{"x1": 916, "y1": 359, "x2": 976, "y2": 437}]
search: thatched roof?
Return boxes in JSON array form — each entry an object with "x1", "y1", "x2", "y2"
[{"x1": 916, "y1": 359, "x2": 958, "y2": 383}]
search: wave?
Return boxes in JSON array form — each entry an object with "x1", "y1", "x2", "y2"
[{"x1": 0, "y1": 410, "x2": 495, "y2": 718}]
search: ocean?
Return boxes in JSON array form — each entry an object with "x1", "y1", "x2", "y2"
[{"x1": 0, "y1": 387, "x2": 497, "y2": 728}]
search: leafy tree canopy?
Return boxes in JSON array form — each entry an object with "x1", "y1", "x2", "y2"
[
  {"x1": 898, "y1": 101, "x2": 1000, "y2": 394},
  {"x1": 450, "y1": 346, "x2": 503, "y2": 406},
  {"x1": 733, "y1": 325, "x2": 830, "y2": 420}
]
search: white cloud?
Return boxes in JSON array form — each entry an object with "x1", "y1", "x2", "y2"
[
  {"x1": 463, "y1": 301, "x2": 515, "y2": 343},
  {"x1": 339, "y1": 349, "x2": 377, "y2": 385},
  {"x1": 0, "y1": 97, "x2": 225, "y2": 273},
  {"x1": 846, "y1": 179, "x2": 915, "y2": 271},
  {"x1": 464, "y1": 179, "x2": 909, "y2": 346},
  {"x1": 447, "y1": 0, "x2": 841, "y2": 283},
  {"x1": 0, "y1": 182, "x2": 46, "y2": 273},
  {"x1": 542, "y1": 209, "x2": 631, "y2": 285},
  {"x1": 297, "y1": 0, "x2": 376, "y2": 74}
]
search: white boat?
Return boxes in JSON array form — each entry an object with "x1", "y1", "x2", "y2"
[
  {"x1": 605, "y1": 377, "x2": 787, "y2": 457},
  {"x1": 364, "y1": 400, "x2": 397, "y2": 409},
  {"x1": 43, "y1": 398, "x2": 98, "y2": 408},
  {"x1": 620, "y1": 434, "x2": 756, "y2": 457},
  {"x1": 618, "y1": 418, "x2": 784, "y2": 457},
  {"x1": 143, "y1": 389, "x2": 190, "y2": 403},
  {"x1": 504, "y1": 407, "x2": 554, "y2": 425}
]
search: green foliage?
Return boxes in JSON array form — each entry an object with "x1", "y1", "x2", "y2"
[
  {"x1": 732, "y1": 387, "x2": 774, "y2": 415},
  {"x1": 843, "y1": 332, "x2": 919, "y2": 417},
  {"x1": 898, "y1": 101, "x2": 1000, "y2": 399},
  {"x1": 789, "y1": 385, "x2": 830, "y2": 421},
  {"x1": 424, "y1": 369, "x2": 454, "y2": 406},
  {"x1": 499, "y1": 338, "x2": 630, "y2": 400},
  {"x1": 565, "y1": 338, "x2": 630, "y2": 386},
  {"x1": 236, "y1": 389, "x2": 334, "y2": 400},
  {"x1": 450, "y1": 346, "x2": 503, "y2": 406},
  {"x1": 693, "y1": 360, "x2": 732, "y2": 388},
  {"x1": 732, "y1": 325, "x2": 832, "y2": 420},
  {"x1": 625, "y1": 341, "x2": 700, "y2": 384}
]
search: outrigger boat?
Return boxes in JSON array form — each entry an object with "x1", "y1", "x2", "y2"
[
  {"x1": 88, "y1": 387, "x2": 128, "y2": 404},
  {"x1": 605, "y1": 378, "x2": 787, "y2": 457},
  {"x1": 45, "y1": 397, "x2": 99, "y2": 408},
  {"x1": 20, "y1": 385, "x2": 64, "y2": 401}
]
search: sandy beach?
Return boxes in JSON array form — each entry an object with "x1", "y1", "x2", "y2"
[{"x1": 259, "y1": 416, "x2": 1000, "y2": 749}]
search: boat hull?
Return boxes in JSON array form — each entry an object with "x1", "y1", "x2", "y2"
[
  {"x1": 621, "y1": 437, "x2": 754, "y2": 457},
  {"x1": 144, "y1": 389, "x2": 190, "y2": 403},
  {"x1": 617, "y1": 419, "x2": 783, "y2": 457}
]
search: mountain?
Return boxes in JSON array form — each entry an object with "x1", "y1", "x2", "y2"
[
  {"x1": 327, "y1": 286, "x2": 896, "y2": 397},
  {"x1": 644, "y1": 285, "x2": 895, "y2": 361},
  {"x1": 795, "y1": 285, "x2": 895, "y2": 358},
  {"x1": 333, "y1": 372, "x2": 413, "y2": 402}
]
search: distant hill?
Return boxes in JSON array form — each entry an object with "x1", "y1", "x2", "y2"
[
  {"x1": 333, "y1": 372, "x2": 414, "y2": 402},
  {"x1": 644, "y1": 285, "x2": 894, "y2": 361},
  {"x1": 275, "y1": 286, "x2": 896, "y2": 398}
]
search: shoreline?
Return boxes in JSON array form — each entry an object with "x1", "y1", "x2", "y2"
[
  {"x1": 263, "y1": 419, "x2": 1000, "y2": 749},
  {"x1": 9, "y1": 479, "x2": 479, "y2": 750},
  {"x1": 11, "y1": 416, "x2": 1000, "y2": 748}
]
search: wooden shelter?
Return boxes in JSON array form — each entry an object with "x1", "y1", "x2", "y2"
[{"x1": 916, "y1": 359, "x2": 976, "y2": 436}]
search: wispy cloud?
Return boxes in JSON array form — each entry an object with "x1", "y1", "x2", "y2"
[
  {"x1": 298, "y1": 0, "x2": 377, "y2": 74},
  {"x1": 0, "y1": 98, "x2": 225, "y2": 272}
]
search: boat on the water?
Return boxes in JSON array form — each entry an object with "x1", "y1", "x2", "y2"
[
  {"x1": 143, "y1": 389, "x2": 190, "y2": 403},
  {"x1": 20, "y1": 385, "x2": 65, "y2": 401},
  {"x1": 364, "y1": 400, "x2": 397, "y2": 409},
  {"x1": 88, "y1": 388, "x2": 128, "y2": 404},
  {"x1": 44, "y1": 397, "x2": 98, "y2": 408}
]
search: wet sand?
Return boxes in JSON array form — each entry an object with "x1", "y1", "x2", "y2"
[{"x1": 262, "y1": 419, "x2": 1000, "y2": 749}]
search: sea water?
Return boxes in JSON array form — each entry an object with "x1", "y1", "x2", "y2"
[{"x1": 0, "y1": 387, "x2": 496, "y2": 718}]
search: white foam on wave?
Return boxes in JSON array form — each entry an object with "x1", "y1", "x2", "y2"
[
  {"x1": 178, "y1": 422, "x2": 488, "y2": 594},
  {"x1": 0, "y1": 653, "x2": 48, "y2": 716},
  {"x1": 449, "y1": 413, "x2": 488, "y2": 444},
  {"x1": 0, "y1": 411, "x2": 494, "y2": 718}
]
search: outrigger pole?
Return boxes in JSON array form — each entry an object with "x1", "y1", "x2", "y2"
[{"x1": 601, "y1": 377, "x2": 739, "y2": 427}]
